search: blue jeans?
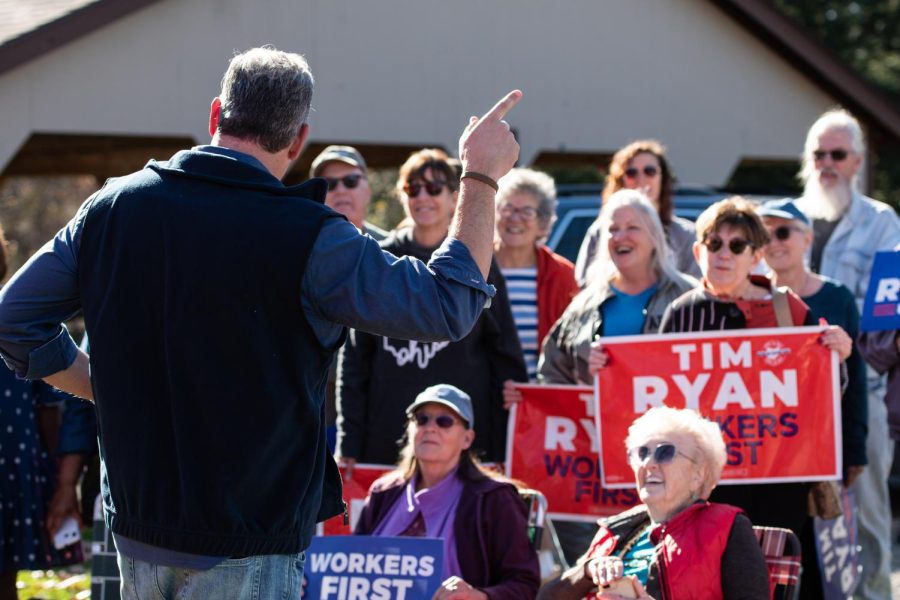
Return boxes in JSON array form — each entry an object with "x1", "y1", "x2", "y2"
[{"x1": 118, "y1": 552, "x2": 305, "y2": 600}]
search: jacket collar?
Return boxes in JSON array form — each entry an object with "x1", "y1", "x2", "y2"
[{"x1": 147, "y1": 148, "x2": 328, "y2": 203}]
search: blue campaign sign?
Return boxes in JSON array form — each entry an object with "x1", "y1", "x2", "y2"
[
  {"x1": 305, "y1": 535, "x2": 443, "y2": 600},
  {"x1": 861, "y1": 251, "x2": 900, "y2": 332}
]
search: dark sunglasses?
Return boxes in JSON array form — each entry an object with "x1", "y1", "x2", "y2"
[
  {"x1": 324, "y1": 174, "x2": 365, "y2": 191},
  {"x1": 412, "y1": 412, "x2": 458, "y2": 429},
  {"x1": 624, "y1": 165, "x2": 659, "y2": 179},
  {"x1": 769, "y1": 225, "x2": 804, "y2": 242},
  {"x1": 813, "y1": 149, "x2": 849, "y2": 162},
  {"x1": 403, "y1": 180, "x2": 448, "y2": 197},
  {"x1": 627, "y1": 442, "x2": 695, "y2": 466},
  {"x1": 703, "y1": 235, "x2": 754, "y2": 255}
]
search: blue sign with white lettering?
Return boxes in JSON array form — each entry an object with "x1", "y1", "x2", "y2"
[
  {"x1": 305, "y1": 536, "x2": 443, "y2": 600},
  {"x1": 861, "y1": 251, "x2": 900, "y2": 332}
]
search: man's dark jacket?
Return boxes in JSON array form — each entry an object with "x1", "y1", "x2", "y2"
[{"x1": 79, "y1": 149, "x2": 345, "y2": 556}]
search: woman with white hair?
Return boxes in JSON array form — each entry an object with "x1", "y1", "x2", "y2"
[
  {"x1": 537, "y1": 190, "x2": 696, "y2": 385},
  {"x1": 537, "y1": 407, "x2": 769, "y2": 599}
]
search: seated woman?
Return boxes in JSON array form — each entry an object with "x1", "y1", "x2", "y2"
[
  {"x1": 537, "y1": 407, "x2": 769, "y2": 600},
  {"x1": 355, "y1": 384, "x2": 540, "y2": 600}
]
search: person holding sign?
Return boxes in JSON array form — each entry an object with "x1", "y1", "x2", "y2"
[
  {"x1": 537, "y1": 406, "x2": 769, "y2": 599},
  {"x1": 355, "y1": 384, "x2": 540, "y2": 600},
  {"x1": 659, "y1": 197, "x2": 850, "y2": 540},
  {"x1": 518, "y1": 190, "x2": 696, "y2": 564}
]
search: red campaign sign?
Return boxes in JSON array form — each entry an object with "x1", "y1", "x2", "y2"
[
  {"x1": 317, "y1": 464, "x2": 392, "y2": 536},
  {"x1": 505, "y1": 384, "x2": 639, "y2": 522},
  {"x1": 597, "y1": 326, "x2": 841, "y2": 489}
]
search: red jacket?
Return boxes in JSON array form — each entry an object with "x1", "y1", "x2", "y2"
[
  {"x1": 535, "y1": 245, "x2": 579, "y2": 347},
  {"x1": 588, "y1": 502, "x2": 742, "y2": 600}
]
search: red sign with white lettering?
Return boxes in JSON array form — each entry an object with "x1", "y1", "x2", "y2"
[
  {"x1": 597, "y1": 326, "x2": 841, "y2": 488},
  {"x1": 505, "y1": 384, "x2": 639, "y2": 521}
]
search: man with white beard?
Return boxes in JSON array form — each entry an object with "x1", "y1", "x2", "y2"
[{"x1": 797, "y1": 109, "x2": 900, "y2": 600}]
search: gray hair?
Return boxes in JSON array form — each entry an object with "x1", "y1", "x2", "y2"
[
  {"x1": 497, "y1": 168, "x2": 558, "y2": 234},
  {"x1": 625, "y1": 406, "x2": 727, "y2": 498},
  {"x1": 585, "y1": 189, "x2": 679, "y2": 288},
  {"x1": 799, "y1": 108, "x2": 865, "y2": 186},
  {"x1": 217, "y1": 46, "x2": 314, "y2": 153}
]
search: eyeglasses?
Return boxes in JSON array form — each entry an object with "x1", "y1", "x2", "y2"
[
  {"x1": 412, "y1": 412, "x2": 459, "y2": 429},
  {"x1": 703, "y1": 235, "x2": 754, "y2": 255},
  {"x1": 624, "y1": 165, "x2": 659, "y2": 179},
  {"x1": 324, "y1": 174, "x2": 365, "y2": 191},
  {"x1": 768, "y1": 225, "x2": 805, "y2": 242},
  {"x1": 498, "y1": 204, "x2": 539, "y2": 221},
  {"x1": 813, "y1": 149, "x2": 850, "y2": 162},
  {"x1": 627, "y1": 442, "x2": 696, "y2": 466},
  {"x1": 403, "y1": 180, "x2": 449, "y2": 197}
]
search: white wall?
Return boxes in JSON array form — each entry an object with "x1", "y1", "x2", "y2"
[{"x1": 0, "y1": 0, "x2": 838, "y2": 185}]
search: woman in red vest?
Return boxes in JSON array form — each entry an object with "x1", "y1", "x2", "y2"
[{"x1": 537, "y1": 406, "x2": 769, "y2": 599}]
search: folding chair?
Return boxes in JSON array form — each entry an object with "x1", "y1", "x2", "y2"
[
  {"x1": 520, "y1": 489, "x2": 569, "y2": 582},
  {"x1": 519, "y1": 488, "x2": 548, "y2": 549},
  {"x1": 753, "y1": 526, "x2": 802, "y2": 600}
]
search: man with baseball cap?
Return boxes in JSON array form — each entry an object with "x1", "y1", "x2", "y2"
[{"x1": 310, "y1": 145, "x2": 387, "y2": 240}]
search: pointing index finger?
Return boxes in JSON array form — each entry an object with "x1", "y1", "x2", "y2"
[{"x1": 482, "y1": 89, "x2": 523, "y2": 122}]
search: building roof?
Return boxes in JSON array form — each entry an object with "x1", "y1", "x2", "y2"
[
  {"x1": 0, "y1": 0, "x2": 897, "y2": 145},
  {"x1": 0, "y1": 0, "x2": 159, "y2": 76}
]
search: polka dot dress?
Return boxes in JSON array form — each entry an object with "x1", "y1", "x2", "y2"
[{"x1": 0, "y1": 367, "x2": 82, "y2": 570}]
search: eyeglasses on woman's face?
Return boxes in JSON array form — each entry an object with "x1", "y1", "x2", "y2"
[
  {"x1": 497, "y1": 203, "x2": 539, "y2": 221},
  {"x1": 702, "y1": 235, "x2": 754, "y2": 255},
  {"x1": 624, "y1": 165, "x2": 659, "y2": 179},
  {"x1": 627, "y1": 442, "x2": 696, "y2": 467},
  {"x1": 403, "y1": 180, "x2": 449, "y2": 197},
  {"x1": 411, "y1": 412, "x2": 460, "y2": 429},
  {"x1": 766, "y1": 225, "x2": 805, "y2": 243}
]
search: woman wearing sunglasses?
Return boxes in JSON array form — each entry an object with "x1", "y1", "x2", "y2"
[
  {"x1": 337, "y1": 149, "x2": 526, "y2": 471},
  {"x1": 355, "y1": 384, "x2": 540, "y2": 600},
  {"x1": 574, "y1": 140, "x2": 701, "y2": 287},
  {"x1": 538, "y1": 406, "x2": 768, "y2": 599},
  {"x1": 658, "y1": 197, "x2": 850, "y2": 543},
  {"x1": 757, "y1": 198, "x2": 865, "y2": 598}
]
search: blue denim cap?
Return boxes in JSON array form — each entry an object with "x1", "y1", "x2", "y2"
[
  {"x1": 757, "y1": 198, "x2": 811, "y2": 226},
  {"x1": 406, "y1": 384, "x2": 474, "y2": 428}
]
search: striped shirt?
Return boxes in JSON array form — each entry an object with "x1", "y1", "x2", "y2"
[{"x1": 502, "y1": 267, "x2": 539, "y2": 380}]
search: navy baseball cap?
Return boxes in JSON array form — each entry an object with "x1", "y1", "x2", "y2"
[
  {"x1": 406, "y1": 384, "x2": 474, "y2": 428},
  {"x1": 757, "y1": 199, "x2": 811, "y2": 226}
]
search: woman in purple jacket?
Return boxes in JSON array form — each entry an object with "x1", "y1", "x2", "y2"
[{"x1": 354, "y1": 384, "x2": 540, "y2": 600}]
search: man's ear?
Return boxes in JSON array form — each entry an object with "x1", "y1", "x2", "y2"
[
  {"x1": 287, "y1": 123, "x2": 310, "y2": 161},
  {"x1": 208, "y1": 98, "x2": 222, "y2": 137}
]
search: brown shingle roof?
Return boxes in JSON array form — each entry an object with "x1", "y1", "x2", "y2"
[{"x1": 0, "y1": 0, "x2": 98, "y2": 46}]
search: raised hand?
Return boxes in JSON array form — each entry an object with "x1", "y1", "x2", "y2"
[{"x1": 458, "y1": 90, "x2": 523, "y2": 182}]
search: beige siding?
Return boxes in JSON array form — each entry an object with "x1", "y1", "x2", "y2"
[{"x1": 0, "y1": 0, "x2": 837, "y2": 184}]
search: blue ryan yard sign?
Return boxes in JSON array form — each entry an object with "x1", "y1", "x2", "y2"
[
  {"x1": 861, "y1": 251, "x2": 900, "y2": 332},
  {"x1": 305, "y1": 536, "x2": 444, "y2": 600}
]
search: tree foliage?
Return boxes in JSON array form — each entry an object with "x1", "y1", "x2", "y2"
[{"x1": 772, "y1": 0, "x2": 900, "y2": 210}]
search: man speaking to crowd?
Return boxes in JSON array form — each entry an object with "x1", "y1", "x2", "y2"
[{"x1": 0, "y1": 46, "x2": 522, "y2": 598}]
